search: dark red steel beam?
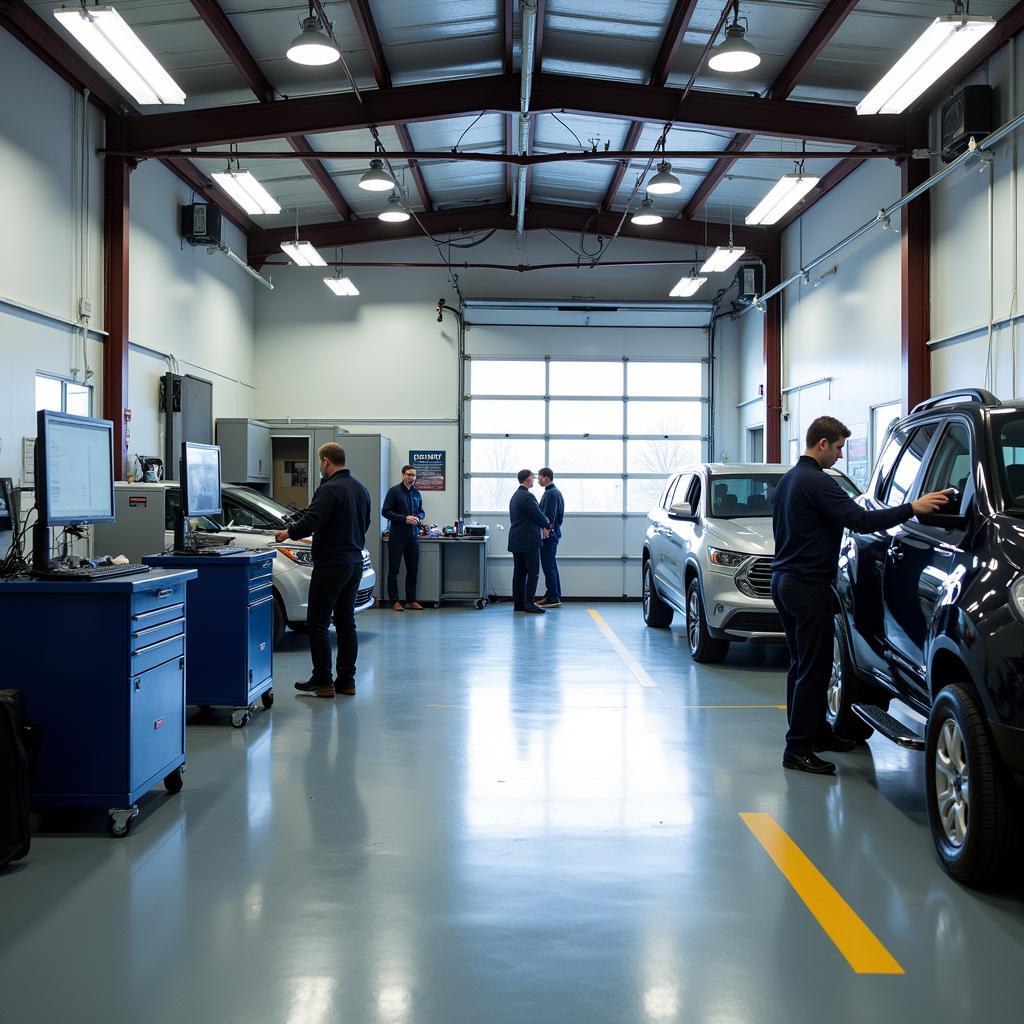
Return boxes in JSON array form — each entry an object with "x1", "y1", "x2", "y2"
[
  {"x1": 602, "y1": 1, "x2": 701, "y2": 211},
  {"x1": 103, "y1": 143, "x2": 131, "y2": 480},
  {"x1": 0, "y1": 0, "x2": 126, "y2": 114},
  {"x1": 763, "y1": 244, "x2": 782, "y2": 463},
  {"x1": 247, "y1": 200, "x2": 778, "y2": 262},
  {"x1": 123, "y1": 72, "x2": 911, "y2": 152},
  {"x1": 189, "y1": 0, "x2": 273, "y2": 102},
  {"x1": 772, "y1": 156, "x2": 865, "y2": 233},
  {"x1": 901, "y1": 159, "x2": 930, "y2": 413},
  {"x1": 684, "y1": 0, "x2": 861, "y2": 220},
  {"x1": 917, "y1": 0, "x2": 1024, "y2": 112},
  {"x1": 189, "y1": 0, "x2": 352, "y2": 219},
  {"x1": 348, "y1": 0, "x2": 433, "y2": 211}
]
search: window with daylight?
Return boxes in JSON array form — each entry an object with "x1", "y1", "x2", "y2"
[
  {"x1": 35, "y1": 373, "x2": 93, "y2": 416},
  {"x1": 466, "y1": 358, "x2": 706, "y2": 515}
]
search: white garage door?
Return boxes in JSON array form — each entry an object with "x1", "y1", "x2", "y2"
[{"x1": 463, "y1": 302, "x2": 712, "y2": 598}]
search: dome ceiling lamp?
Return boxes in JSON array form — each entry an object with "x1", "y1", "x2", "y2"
[{"x1": 708, "y1": 2, "x2": 761, "y2": 74}]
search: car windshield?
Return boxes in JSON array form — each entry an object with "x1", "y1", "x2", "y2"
[
  {"x1": 993, "y1": 414, "x2": 1024, "y2": 511},
  {"x1": 221, "y1": 487, "x2": 301, "y2": 531},
  {"x1": 708, "y1": 475, "x2": 780, "y2": 518}
]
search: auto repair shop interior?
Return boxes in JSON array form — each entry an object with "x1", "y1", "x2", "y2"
[{"x1": 1, "y1": 1, "x2": 1024, "y2": 1021}]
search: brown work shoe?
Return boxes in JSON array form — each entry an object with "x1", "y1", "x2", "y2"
[
  {"x1": 336, "y1": 680, "x2": 356, "y2": 696},
  {"x1": 392, "y1": 601, "x2": 405, "y2": 611},
  {"x1": 407, "y1": 602, "x2": 424, "y2": 610}
]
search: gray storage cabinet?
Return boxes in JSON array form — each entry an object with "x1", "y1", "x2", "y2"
[
  {"x1": 382, "y1": 539, "x2": 441, "y2": 605},
  {"x1": 217, "y1": 418, "x2": 272, "y2": 485}
]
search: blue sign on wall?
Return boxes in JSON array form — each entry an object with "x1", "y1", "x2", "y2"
[{"x1": 409, "y1": 450, "x2": 446, "y2": 491}]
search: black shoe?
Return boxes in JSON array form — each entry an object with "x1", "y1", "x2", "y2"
[
  {"x1": 782, "y1": 751, "x2": 836, "y2": 775},
  {"x1": 523, "y1": 603, "x2": 546, "y2": 614},
  {"x1": 294, "y1": 678, "x2": 335, "y2": 699},
  {"x1": 513, "y1": 605, "x2": 525, "y2": 612},
  {"x1": 813, "y1": 735, "x2": 858, "y2": 753}
]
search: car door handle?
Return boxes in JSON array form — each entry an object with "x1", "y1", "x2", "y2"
[{"x1": 887, "y1": 542, "x2": 903, "y2": 562}]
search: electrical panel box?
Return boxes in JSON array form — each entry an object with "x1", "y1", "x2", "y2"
[
  {"x1": 735, "y1": 263, "x2": 765, "y2": 305},
  {"x1": 941, "y1": 85, "x2": 993, "y2": 164},
  {"x1": 160, "y1": 373, "x2": 213, "y2": 480},
  {"x1": 180, "y1": 203, "x2": 222, "y2": 247},
  {"x1": 216, "y1": 419, "x2": 272, "y2": 485}
]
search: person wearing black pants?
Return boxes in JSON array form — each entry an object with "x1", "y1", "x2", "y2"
[
  {"x1": 537, "y1": 467, "x2": 564, "y2": 608},
  {"x1": 771, "y1": 416, "x2": 951, "y2": 773},
  {"x1": 275, "y1": 442, "x2": 371, "y2": 699},
  {"x1": 382, "y1": 465, "x2": 425, "y2": 611},
  {"x1": 508, "y1": 469, "x2": 550, "y2": 614}
]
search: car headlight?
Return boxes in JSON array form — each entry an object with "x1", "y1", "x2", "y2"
[
  {"x1": 1011, "y1": 577, "x2": 1024, "y2": 617},
  {"x1": 273, "y1": 545, "x2": 314, "y2": 566},
  {"x1": 707, "y1": 547, "x2": 751, "y2": 570}
]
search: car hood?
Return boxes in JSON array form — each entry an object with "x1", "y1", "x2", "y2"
[{"x1": 702, "y1": 516, "x2": 774, "y2": 556}]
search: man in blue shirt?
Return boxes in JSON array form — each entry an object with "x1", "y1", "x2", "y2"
[
  {"x1": 275, "y1": 443, "x2": 371, "y2": 699},
  {"x1": 508, "y1": 469, "x2": 551, "y2": 614},
  {"x1": 771, "y1": 416, "x2": 951, "y2": 774},
  {"x1": 382, "y1": 465, "x2": 426, "y2": 611},
  {"x1": 536, "y1": 467, "x2": 564, "y2": 608}
]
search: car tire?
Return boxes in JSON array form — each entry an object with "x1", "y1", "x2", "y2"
[
  {"x1": 925, "y1": 684, "x2": 1022, "y2": 886},
  {"x1": 826, "y1": 617, "x2": 874, "y2": 741},
  {"x1": 686, "y1": 579, "x2": 729, "y2": 663},
  {"x1": 642, "y1": 561, "x2": 674, "y2": 628},
  {"x1": 272, "y1": 593, "x2": 286, "y2": 647}
]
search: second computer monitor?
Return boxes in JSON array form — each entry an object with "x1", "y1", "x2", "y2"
[{"x1": 181, "y1": 442, "x2": 222, "y2": 518}]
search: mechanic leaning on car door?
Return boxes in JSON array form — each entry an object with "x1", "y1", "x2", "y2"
[{"x1": 770, "y1": 415, "x2": 952, "y2": 776}]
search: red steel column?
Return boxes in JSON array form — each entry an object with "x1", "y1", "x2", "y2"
[
  {"x1": 764, "y1": 245, "x2": 783, "y2": 463},
  {"x1": 901, "y1": 159, "x2": 930, "y2": 413},
  {"x1": 104, "y1": 139, "x2": 131, "y2": 480}
]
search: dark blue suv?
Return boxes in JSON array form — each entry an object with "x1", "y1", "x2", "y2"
[{"x1": 833, "y1": 389, "x2": 1024, "y2": 886}]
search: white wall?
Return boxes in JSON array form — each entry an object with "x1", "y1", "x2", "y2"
[{"x1": 0, "y1": 31, "x2": 104, "y2": 489}]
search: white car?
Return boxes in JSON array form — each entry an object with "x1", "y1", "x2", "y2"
[{"x1": 160, "y1": 483, "x2": 376, "y2": 645}]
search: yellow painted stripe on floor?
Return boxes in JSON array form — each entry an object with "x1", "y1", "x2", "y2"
[
  {"x1": 740, "y1": 812, "x2": 904, "y2": 975},
  {"x1": 587, "y1": 609, "x2": 657, "y2": 688}
]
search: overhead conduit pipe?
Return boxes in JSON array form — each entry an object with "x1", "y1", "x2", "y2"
[{"x1": 513, "y1": 0, "x2": 539, "y2": 237}]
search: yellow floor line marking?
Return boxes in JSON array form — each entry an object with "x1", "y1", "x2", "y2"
[
  {"x1": 587, "y1": 609, "x2": 658, "y2": 688},
  {"x1": 740, "y1": 812, "x2": 904, "y2": 975}
]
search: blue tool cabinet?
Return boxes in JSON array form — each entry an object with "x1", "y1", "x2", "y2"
[
  {"x1": 142, "y1": 551, "x2": 275, "y2": 727},
  {"x1": 0, "y1": 568, "x2": 197, "y2": 837}
]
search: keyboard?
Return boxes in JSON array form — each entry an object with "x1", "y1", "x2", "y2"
[
  {"x1": 33, "y1": 563, "x2": 150, "y2": 581},
  {"x1": 173, "y1": 546, "x2": 248, "y2": 557}
]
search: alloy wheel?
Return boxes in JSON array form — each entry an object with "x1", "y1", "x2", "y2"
[
  {"x1": 687, "y1": 588, "x2": 700, "y2": 653},
  {"x1": 934, "y1": 717, "x2": 970, "y2": 848},
  {"x1": 828, "y1": 633, "x2": 843, "y2": 718},
  {"x1": 642, "y1": 565, "x2": 651, "y2": 618}
]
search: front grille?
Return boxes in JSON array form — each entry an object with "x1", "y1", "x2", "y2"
[
  {"x1": 355, "y1": 586, "x2": 374, "y2": 606},
  {"x1": 737, "y1": 556, "x2": 772, "y2": 599},
  {"x1": 724, "y1": 611, "x2": 783, "y2": 633}
]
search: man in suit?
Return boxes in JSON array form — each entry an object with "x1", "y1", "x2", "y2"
[
  {"x1": 508, "y1": 469, "x2": 550, "y2": 614},
  {"x1": 382, "y1": 465, "x2": 426, "y2": 611},
  {"x1": 536, "y1": 467, "x2": 564, "y2": 608}
]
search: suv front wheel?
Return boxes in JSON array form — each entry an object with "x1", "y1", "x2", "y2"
[
  {"x1": 925, "y1": 684, "x2": 1021, "y2": 886},
  {"x1": 686, "y1": 578, "x2": 729, "y2": 663}
]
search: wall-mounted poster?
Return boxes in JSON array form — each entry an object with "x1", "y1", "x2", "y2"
[
  {"x1": 410, "y1": 450, "x2": 446, "y2": 491},
  {"x1": 845, "y1": 423, "x2": 869, "y2": 491}
]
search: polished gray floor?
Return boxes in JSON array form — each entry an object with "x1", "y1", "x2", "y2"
[{"x1": 2, "y1": 602, "x2": 1023, "y2": 1023}]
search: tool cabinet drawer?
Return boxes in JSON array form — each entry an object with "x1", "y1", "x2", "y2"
[
  {"x1": 131, "y1": 615, "x2": 186, "y2": 653},
  {"x1": 132, "y1": 582, "x2": 187, "y2": 618},
  {"x1": 131, "y1": 633, "x2": 185, "y2": 675}
]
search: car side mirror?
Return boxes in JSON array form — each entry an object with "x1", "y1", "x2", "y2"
[
  {"x1": 916, "y1": 510, "x2": 968, "y2": 530},
  {"x1": 668, "y1": 500, "x2": 695, "y2": 520}
]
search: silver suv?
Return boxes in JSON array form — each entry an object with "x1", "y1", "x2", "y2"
[{"x1": 642, "y1": 464, "x2": 859, "y2": 662}]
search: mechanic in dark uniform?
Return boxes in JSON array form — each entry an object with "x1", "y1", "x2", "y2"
[
  {"x1": 508, "y1": 469, "x2": 551, "y2": 614},
  {"x1": 275, "y1": 442, "x2": 371, "y2": 699},
  {"x1": 537, "y1": 467, "x2": 565, "y2": 608},
  {"x1": 771, "y1": 415, "x2": 951, "y2": 774},
  {"x1": 382, "y1": 465, "x2": 426, "y2": 611}
]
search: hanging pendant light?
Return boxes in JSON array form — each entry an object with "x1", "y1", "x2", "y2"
[
  {"x1": 708, "y1": 4, "x2": 761, "y2": 73},
  {"x1": 359, "y1": 158, "x2": 395, "y2": 192},
  {"x1": 647, "y1": 162, "x2": 681, "y2": 195},
  {"x1": 378, "y1": 192, "x2": 411, "y2": 223},
  {"x1": 631, "y1": 196, "x2": 662, "y2": 226},
  {"x1": 670, "y1": 268, "x2": 708, "y2": 298},
  {"x1": 287, "y1": 9, "x2": 340, "y2": 66}
]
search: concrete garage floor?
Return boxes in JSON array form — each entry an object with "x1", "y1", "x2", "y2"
[{"x1": 2, "y1": 603, "x2": 1023, "y2": 1022}]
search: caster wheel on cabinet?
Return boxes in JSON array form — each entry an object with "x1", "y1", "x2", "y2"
[
  {"x1": 107, "y1": 806, "x2": 138, "y2": 838},
  {"x1": 261, "y1": 690, "x2": 274, "y2": 710},
  {"x1": 163, "y1": 767, "x2": 185, "y2": 794},
  {"x1": 231, "y1": 709, "x2": 251, "y2": 729}
]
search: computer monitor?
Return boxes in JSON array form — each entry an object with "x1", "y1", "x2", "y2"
[
  {"x1": 175, "y1": 442, "x2": 222, "y2": 551},
  {"x1": 32, "y1": 409, "x2": 116, "y2": 570}
]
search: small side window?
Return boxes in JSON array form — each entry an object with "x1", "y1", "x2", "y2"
[
  {"x1": 880, "y1": 424, "x2": 937, "y2": 507},
  {"x1": 686, "y1": 475, "x2": 703, "y2": 514},
  {"x1": 664, "y1": 474, "x2": 690, "y2": 510},
  {"x1": 920, "y1": 422, "x2": 973, "y2": 516}
]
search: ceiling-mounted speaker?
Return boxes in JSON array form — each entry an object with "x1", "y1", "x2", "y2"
[
  {"x1": 941, "y1": 85, "x2": 993, "y2": 164},
  {"x1": 735, "y1": 263, "x2": 764, "y2": 305},
  {"x1": 180, "y1": 203, "x2": 222, "y2": 246}
]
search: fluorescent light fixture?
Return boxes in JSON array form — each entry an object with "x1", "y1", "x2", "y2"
[
  {"x1": 378, "y1": 193, "x2": 411, "y2": 223},
  {"x1": 631, "y1": 197, "x2": 663, "y2": 226},
  {"x1": 211, "y1": 170, "x2": 281, "y2": 215},
  {"x1": 324, "y1": 276, "x2": 359, "y2": 296},
  {"x1": 670, "y1": 273, "x2": 708, "y2": 298},
  {"x1": 286, "y1": 16, "x2": 340, "y2": 66},
  {"x1": 708, "y1": 23, "x2": 761, "y2": 74},
  {"x1": 745, "y1": 174, "x2": 819, "y2": 225},
  {"x1": 280, "y1": 241, "x2": 327, "y2": 266},
  {"x1": 647, "y1": 162, "x2": 682, "y2": 195},
  {"x1": 700, "y1": 245, "x2": 746, "y2": 273},
  {"x1": 53, "y1": 6, "x2": 185, "y2": 105},
  {"x1": 857, "y1": 14, "x2": 994, "y2": 115},
  {"x1": 359, "y1": 159, "x2": 394, "y2": 192}
]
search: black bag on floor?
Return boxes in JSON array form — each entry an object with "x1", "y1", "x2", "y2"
[{"x1": 0, "y1": 689, "x2": 40, "y2": 869}]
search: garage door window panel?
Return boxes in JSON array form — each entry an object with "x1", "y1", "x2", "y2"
[
  {"x1": 549, "y1": 361, "x2": 623, "y2": 396},
  {"x1": 470, "y1": 360, "x2": 545, "y2": 396},
  {"x1": 469, "y1": 439, "x2": 546, "y2": 474},
  {"x1": 470, "y1": 400, "x2": 545, "y2": 434},
  {"x1": 627, "y1": 401, "x2": 702, "y2": 436},
  {"x1": 627, "y1": 440, "x2": 701, "y2": 475},
  {"x1": 549, "y1": 439, "x2": 624, "y2": 473},
  {"x1": 549, "y1": 400, "x2": 623, "y2": 435},
  {"x1": 628, "y1": 362, "x2": 702, "y2": 397},
  {"x1": 556, "y1": 478, "x2": 624, "y2": 513}
]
